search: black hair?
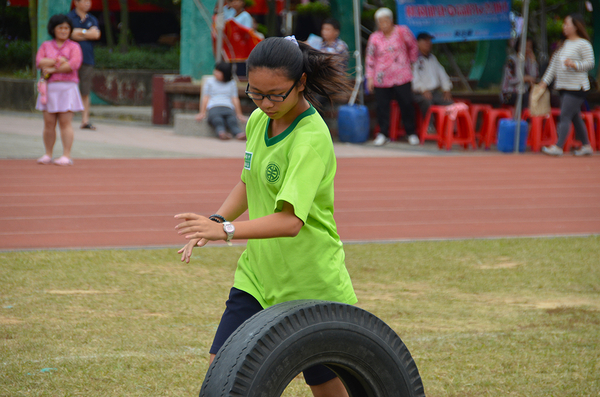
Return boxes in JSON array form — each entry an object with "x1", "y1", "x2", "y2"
[
  {"x1": 214, "y1": 61, "x2": 233, "y2": 82},
  {"x1": 322, "y1": 18, "x2": 340, "y2": 31},
  {"x1": 47, "y1": 14, "x2": 73, "y2": 39},
  {"x1": 513, "y1": 37, "x2": 536, "y2": 54},
  {"x1": 568, "y1": 13, "x2": 590, "y2": 41},
  {"x1": 246, "y1": 37, "x2": 352, "y2": 108}
]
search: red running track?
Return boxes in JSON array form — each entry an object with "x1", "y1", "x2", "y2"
[{"x1": 1, "y1": 156, "x2": 599, "y2": 250}]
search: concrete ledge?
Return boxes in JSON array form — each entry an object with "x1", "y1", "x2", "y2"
[
  {"x1": 90, "y1": 105, "x2": 152, "y2": 123},
  {"x1": 0, "y1": 78, "x2": 36, "y2": 111},
  {"x1": 174, "y1": 112, "x2": 248, "y2": 138},
  {"x1": 174, "y1": 113, "x2": 213, "y2": 137}
]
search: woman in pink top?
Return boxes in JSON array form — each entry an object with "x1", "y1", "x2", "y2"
[
  {"x1": 35, "y1": 14, "x2": 84, "y2": 166},
  {"x1": 366, "y1": 8, "x2": 419, "y2": 146}
]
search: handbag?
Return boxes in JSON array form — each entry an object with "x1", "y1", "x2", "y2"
[
  {"x1": 37, "y1": 78, "x2": 48, "y2": 105},
  {"x1": 529, "y1": 84, "x2": 550, "y2": 116}
]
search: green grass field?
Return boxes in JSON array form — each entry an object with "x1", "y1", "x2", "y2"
[{"x1": 1, "y1": 236, "x2": 599, "y2": 396}]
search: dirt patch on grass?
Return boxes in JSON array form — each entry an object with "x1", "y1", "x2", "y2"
[
  {"x1": 535, "y1": 298, "x2": 600, "y2": 310},
  {"x1": 477, "y1": 262, "x2": 521, "y2": 270},
  {"x1": 0, "y1": 316, "x2": 22, "y2": 325},
  {"x1": 45, "y1": 290, "x2": 119, "y2": 295}
]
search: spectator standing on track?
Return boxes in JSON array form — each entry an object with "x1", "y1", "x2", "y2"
[
  {"x1": 500, "y1": 37, "x2": 539, "y2": 108},
  {"x1": 226, "y1": 0, "x2": 253, "y2": 29},
  {"x1": 316, "y1": 18, "x2": 349, "y2": 64},
  {"x1": 68, "y1": 0, "x2": 101, "y2": 131},
  {"x1": 224, "y1": 0, "x2": 254, "y2": 77},
  {"x1": 540, "y1": 13, "x2": 595, "y2": 157},
  {"x1": 175, "y1": 36, "x2": 356, "y2": 397},
  {"x1": 412, "y1": 32, "x2": 453, "y2": 134},
  {"x1": 366, "y1": 7, "x2": 419, "y2": 146},
  {"x1": 196, "y1": 62, "x2": 247, "y2": 140},
  {"x1": 35, "y1": 14, "x2": 83, "y2": 166}
]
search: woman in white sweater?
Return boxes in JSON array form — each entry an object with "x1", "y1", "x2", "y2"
[{"x1": 539, "y1": 13, "x2": 595, "y2": 156}]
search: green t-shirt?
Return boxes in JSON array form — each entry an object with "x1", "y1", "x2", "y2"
[{"x1": 234, "y1": 105, "x2": 357, "y2": 308}]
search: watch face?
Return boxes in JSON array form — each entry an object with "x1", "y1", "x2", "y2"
[{"x1": 224, "y1": 224, "x2": 235, "y2": 233}]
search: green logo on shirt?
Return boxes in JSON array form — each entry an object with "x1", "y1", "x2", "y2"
[
  {"x1": 244, "y1": 151, "x2": 252, "y2": 170},
  {"x1": 265, "y1": 162, "x2": 280, "y2": 183}
]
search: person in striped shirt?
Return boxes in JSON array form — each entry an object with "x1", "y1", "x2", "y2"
[{"x1": 539, "y1": 13, "x2": 595, "y2": 156}]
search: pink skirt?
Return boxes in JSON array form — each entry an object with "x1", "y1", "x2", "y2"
[{"x1": 36, "y1": 81, "x2": 84, "y2": 113}]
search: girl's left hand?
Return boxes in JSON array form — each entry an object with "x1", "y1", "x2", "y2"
[
  {"x1": 174, "y1": 213, "x2": 226, "y2": 241},
  {"x1": 237, "y1": 114, "x2": 248, "y2": 122}
]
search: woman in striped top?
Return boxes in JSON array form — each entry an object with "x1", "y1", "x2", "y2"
[{"x1": 539, "y1": 13, "x2": 595, "y2": 156}]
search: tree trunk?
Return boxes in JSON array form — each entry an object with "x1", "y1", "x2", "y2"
[
  {"x1": 28, "y1": 0, "x2": 38, "y2": 71},
  {"x1": 102, "y1": 0, "x2": 115, "y2": 48},
  {"x1": 266, "y1": 0, "x2": 277, "y2": 38},
  {"x1": 0, "y1": 1, "x2": 6, "y2": 35},
  {"x1": 118, "y1": 0, "x2": 129, "y2": 53}
]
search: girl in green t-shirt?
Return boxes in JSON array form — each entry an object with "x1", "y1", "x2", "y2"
[{"x1": 175, "y1": 36, "x2": 355, "y2": 396}]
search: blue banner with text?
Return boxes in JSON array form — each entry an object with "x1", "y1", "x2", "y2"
[{"x1": 396, "y1": 0, "x2": 512, "y2": 43}]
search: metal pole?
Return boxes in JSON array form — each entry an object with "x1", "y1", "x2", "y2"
[
  {"x1": 513, "y1": 0, "x2": 530, "y2": 153},
  {"x1": 539, "y1": 0, "x2": 548, "y2": 67},
  {"x1": 349, "y1": 0, "x2": 364, "y2": 106},
  {"x1": 215, "y1": 0, "x2": 225, "y2": 63}
]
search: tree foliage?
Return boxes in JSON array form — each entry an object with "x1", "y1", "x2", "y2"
[{"x1": 137, "y1": 0, "x2": 181, "y2": 14}]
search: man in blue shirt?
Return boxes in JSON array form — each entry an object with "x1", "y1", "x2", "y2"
[{"x1": 68, "y1": 0, "x2": 101, "y2": 130}]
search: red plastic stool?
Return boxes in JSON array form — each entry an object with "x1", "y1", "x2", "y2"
[
  {"x1": 439, "y1": 109, "x2": 477, "y2": 151},
  {"x1": 524, "y1": 114, "x2": 557, "y2": 152},
  {"x1": 389, "y1": 101, "x2": 422, "y2": 141},
  {"x1": 419, "y1": 105, "x2": 447, "y2": 144},
  {"x1": 389, "y1": 101, "x2": 403, "y2": 141},
  {"x1": 550, "y1": 108, "x2": 561, "y2": 124},
  {"x1": 563, "y1": 112, "x2": 596, "y2": 152},
  {"x1": 480, "y1": 108, "x2": 513, "y2": 149},
  {"x1": 589, "y1": 109, "x2": 600, "y2": 150},
  {"x1": 469, "y1": 104, "x2": 493, "y2": 142}
]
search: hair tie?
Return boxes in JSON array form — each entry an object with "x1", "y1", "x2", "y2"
[{"x1": 284, "y1": 35, "x2": 299, "y2": 47}]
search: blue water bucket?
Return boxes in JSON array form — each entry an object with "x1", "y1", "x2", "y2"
[
  {"x1": 497, "y1": 119, "x2": 528, "y2": 153},
  {"x1": 337, "y1": 105, "x2": 370, "y2": 143}
]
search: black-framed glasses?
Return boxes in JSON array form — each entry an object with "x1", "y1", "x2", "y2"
[{"x1": 245, "y1": 79, "x2": 299, "y2": 102}]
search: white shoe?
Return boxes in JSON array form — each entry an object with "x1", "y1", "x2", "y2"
[
  {"x1": 541, "y1": 145, "x2": 563, "y2": 156},
  {"x1": 408, "y1": 134, "x2": 420, "y2": 145},
  {"x1": 373, "y1": 133, "x2": 389, "y2": 146},
  {"x1": 574, "y1": 144, "x2": 593, "y2": 156}
]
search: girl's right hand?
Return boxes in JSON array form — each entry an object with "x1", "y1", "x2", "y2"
[
  {"x1": 42, "y1": 67, "x2": 55, "y2": 78},
  {"x1": 367, "y1": 78, "x2": 375, "y2": 93},
  {"x1": 178, "y1": 238, "x2": 208, "y2": 263},
  {"x1": 195, "y1": 112, "x2": 206, "y2": 121}
]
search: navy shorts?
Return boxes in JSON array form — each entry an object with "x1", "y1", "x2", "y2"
[{"x1": 210, "y1": 287, "x2": 337, "y2": 386}]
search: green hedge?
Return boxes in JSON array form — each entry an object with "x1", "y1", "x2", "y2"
[
  {"x1": 0, "y1": 36, "x2": 32, "y2": 70},
  {"x1": 0, "y1": 39, "x2": 180, "y2": 72},
  {"x1": 94, "y1": 46, "x2": 180, "y2": 70}
]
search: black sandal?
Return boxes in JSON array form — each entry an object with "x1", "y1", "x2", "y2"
[{"x1": 81, "y1": 123, "x2": 97, "y2": 130}]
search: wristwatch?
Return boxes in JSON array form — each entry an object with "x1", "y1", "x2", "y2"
[
  {"x1": 222, "y1": 222, "x2": 235, "y2": 246},
  {"x1": 82, "y1": 29, "x2": 87, "y2": 35}
]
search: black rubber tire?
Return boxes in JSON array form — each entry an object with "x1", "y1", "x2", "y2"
[{"x1": 199, "y1": 300, "x2": 425, "y2": 397}]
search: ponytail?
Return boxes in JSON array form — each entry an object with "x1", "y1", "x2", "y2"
[{"x1": 247, "y1": 37, "x2": 352, "y2": 108}]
